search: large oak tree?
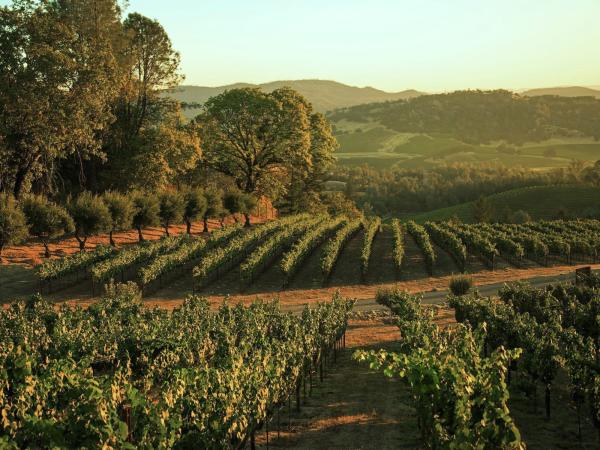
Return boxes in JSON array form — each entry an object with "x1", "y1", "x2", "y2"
[{"x1": 198, "y1": 87, "x2": 336, "y2": 212}]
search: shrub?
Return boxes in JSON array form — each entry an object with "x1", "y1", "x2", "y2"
[
  {"x1": 102, "y1": 191, "x2": 134, "y2": 246},
  {"x1": 131, "y1": 191, "x2": 160, "y2": 242},
  {"x1": 158, "y1": 191, "x2": 184, "y2": 236},
  {"x1": 68, "y1": 192, "x2": 111, "y2": 251},
  {"x1": 449, "y1": 276, "x2": 473, "y2": 296},
  {"x1": 511, "y1": 210, "x2": 531, "y2": 224},
  {"x1": 183, "y1": 188, "x2": 207, "y2": 234},
  {"x1": 22, "y1": 195, "x2": 74, "y2": 257},
  {"x1": 0, "y1": 194, "x2": 28, "y2": 257}
]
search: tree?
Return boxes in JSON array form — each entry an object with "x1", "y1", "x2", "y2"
[
  {"x1": 223, "y1": 190, "x2": 257, "y2": 226},
  {"x1": 0, "y1": 1, "x2": 119, "y2": 197},
  {"x1": 199, "y1": 88, "x2": 313, "y2": 200},
  {"x1": 0, "y1": 193, "x2": 28, "y2": 257},
  {"x1": 131, "y1": 191, "x2": 160, "y2": 242},
  {"x1": 22, "y1": 195, "x2": 74, "y2": 258},
  {"x1": 182, "y1": 188, "x2": 207, "y2": 234},
  {"x1": 158, "y1": 191, "x2": 184, "y2": 236},
  {"x1": 90, "y1": 12, "x2": 191, "y2": 191},
  {"x1": 68, "y1": 192, "x2": 111, "y2": 251},
  {"x1": 281, "y1": 110, "x2": 337, "y2": 213},
  {"x1": 202, "y1": 188, "x2": 224, "y2": 233},
  {"x1": 472, "y1": 196, "x2": 494, "y2": 223},
  {"x1": 102, "y1": 191, "x2": 134, "y2": 246}
]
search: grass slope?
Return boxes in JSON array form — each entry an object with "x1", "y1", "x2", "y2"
[{"x1": 408, "y1": 185, "x2": 600, "y2": 223}]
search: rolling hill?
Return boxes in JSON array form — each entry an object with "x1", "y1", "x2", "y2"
[
  {"x1": 408, "y1": 185, "x2": 600, "y2": 223},
  {"x1": 167, "y1": 80, "x2": 425, "y2": 117},
  {"x1": 522, "y1": 86, "x2": 600, "y2": 98}
]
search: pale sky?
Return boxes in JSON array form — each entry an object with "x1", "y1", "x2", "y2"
[{"x1": 5, "y1": 0, "x2": 600, "y2": 92}]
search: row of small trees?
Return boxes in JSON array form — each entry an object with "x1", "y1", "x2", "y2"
[{"x1": 0, "y1": 189, "x2": 257, "y2": 258}]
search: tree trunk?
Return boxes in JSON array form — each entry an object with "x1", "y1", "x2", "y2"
[
  {"x1": 186, "y1": 220, "x2": 192, "y2": 234},
  {"x1": 43, "y1": 241, "x2": 50, "y2": 258},
  {"x1": 13, "y1": 165, "x2": 29, "y2": 199},
  {"x1": 109, "y1": 230, "x2": 116, "y2": 247},
  {"x1": 165, "y1": 224, "x2": 170, "y2": 237},
  {"x1": 137, "y1": 227, "x2": 144, "y2": 242},
  {"x1": 203, "y1": 217, "x2": 209, "y2": 233},
  {"x1": 244, "y1": 213, "x2": 251, "y2": 228},
  {"x1": 545, "y1": 384, "x2": 551, "y2": 420},
  {"x1": 76, "y1": 236, "x2": 86, "y2": 251}
]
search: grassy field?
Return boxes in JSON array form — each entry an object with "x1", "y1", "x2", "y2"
[
  {"x1": 408, "y1": 185, "x2": 600, "y2": 223},
  {"x1": 333, "y1": 120, "x2": 600, "y2": 170}
]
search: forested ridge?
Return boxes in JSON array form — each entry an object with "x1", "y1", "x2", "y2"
[{"x1": 328, "y1": 90, "x2": 600, "y2": 144}]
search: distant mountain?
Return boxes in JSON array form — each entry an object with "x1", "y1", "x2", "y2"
[
  {"x1": 167, "y1": 80, "x2": 425, "y2": 117},
  {"x1": 521, "y1": 86, "x2": 600, "y2": 98}
]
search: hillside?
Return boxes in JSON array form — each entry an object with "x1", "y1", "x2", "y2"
[
  {"x1": 167, "y1": 80, "x2": 424, "y2": 117},
  {"x1": 522, "y1": 86, "x2": 600, "y2": 98},
  {"x1": 408, "y1": 185, "x2": 600, "y2": 223},
  {"x1": 328, "y1": 90, "x2": 600, "y2": 170}
]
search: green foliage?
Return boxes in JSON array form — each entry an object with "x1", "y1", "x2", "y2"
[
  {"x1": 199, "y1": 87, "x2": 336, "y2": 208},
  {"x1": 102, "y1": 191, "x2": 134, "y2": 246},
  {"x1": 409, "y1": 185, "x2": 600, "y2": 223},
  {"x1": 449, "y1": 276, "x2": 473, "y2": 296},
  {"x1": 22, "y1": 195, "x2": 74, "y2": 257},
  {"x1": 320, "y1": 218, "x2": 363, "y2": 279},
  {"x1": 91, "y1": 235, "x2": 185, "y2": 284},
  {"x1": 182, "y1": 187, "x2": 207, "y2": 234},
  {"x1": 0, "y1": 193, "x2": 28, "y2": 256},
  {"x1": 0, "y1": 0, "x2": 121, "y2": 197},
  {"x1": 0, "y1": 285, "x2": 353, "y2": 447},
  {"x1": 360, "y1": 217, "x2": 381, "y2": 278},
  {"x1": 405, "y1": 221, "x2": 436, "y2": 275},
  {"x1": 473, "y1": 195, "x2": 494, "y2": 223},
  {"x1": 329, "y1": 90, "x2": 600, "y2": 144},
  {"x1": 37, "y1": 245, "x2": 114, "y2": 282},
  {"x1": 68, "y1": 192, "x2": 111, "y2": 250},
  {"x1": 240, "y1": 217, "x2": 323, "y2": 283},
  {"x1": 424, "y1": 221, "x2": 467, "y2": 272},
  {"x1": 139, "y1": 223, "x2": 243, "y2": 287},
  {"x1": 223, "y1": 189, "x2": 257, "y2": 226},
  {"x1": 511, "y1": 209, "x2": 532, "y2": 224},
  {"x1": 390, "y1": 219, "x2": 405, "y2": 273},
  {"x1": 131, "y1": 191, "x2": 160, "y2": 241},
  {"x1": 280, "y1": 216, "x2": 346, "y2": 282},
  {"x1": 158, "y1": 190, "x2": 185, "y2": 236},
  {"x1": 201, "y1": 188, "x2": 224, "y2": 232},
  {"x1": 357, "y1": 289, "x2": 524, "y2": 449},
  {"x1": 193, "y1": 214, "x2": 310, "y2": 287}
]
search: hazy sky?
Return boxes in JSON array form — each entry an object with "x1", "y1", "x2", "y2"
[{"x1": 5, "y1": 0, "x2": 600, "y2": 91}]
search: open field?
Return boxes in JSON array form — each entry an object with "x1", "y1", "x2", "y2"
[
  {"x1": 333, "y1": 121, "x2": 600, "y2": 170},
  {"x1": 408, "y1": 185, "x2": 600, "y2": 223}
]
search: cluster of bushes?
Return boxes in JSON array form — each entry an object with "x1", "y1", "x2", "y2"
[{"x1": 0, "y1": 188, "x2": 257, "y2": 258}]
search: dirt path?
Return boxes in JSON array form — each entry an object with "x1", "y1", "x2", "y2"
[
  {"x1": 328, "y1": 229, "x2": 364, "y2": 287},
  {"x1": 255, "y1": 319, "x2": 420, "y2": 450},
  {"x1": 365, "y1": 226, "x2": 397, "y2": 285}
]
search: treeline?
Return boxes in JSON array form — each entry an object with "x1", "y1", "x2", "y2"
[
  {"x1": 328, "y1": 90, "x2": 600, "y2": 144},
  {"x1": 0, "y1": 1, "x2": 337, "y2": 215},
  {"x1": 333, "y1": 162, "x2": 593, "y2": 215},
  {"x1": 0, "y1": 187, "x2": 258, "y2": 257}
]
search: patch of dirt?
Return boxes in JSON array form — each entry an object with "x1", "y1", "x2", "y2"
[{"x1": 254, "y1": 319, "x2": 419, "y2": 450}]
